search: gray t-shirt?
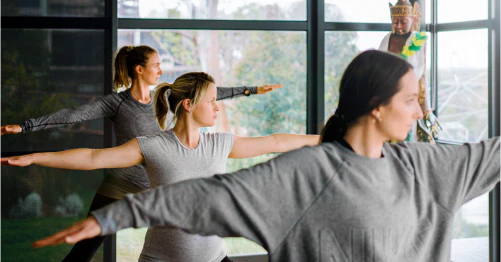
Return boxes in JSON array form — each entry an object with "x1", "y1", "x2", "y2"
[
  {"x1": 20, "y1": 86, "x2": 255, "y2": 199},
  {"x1": 136, "y1": 129, "x2": 234, "y2": 262},
  {"x1": 93, "y1": 138, "x2": 500, "y2": 262}
]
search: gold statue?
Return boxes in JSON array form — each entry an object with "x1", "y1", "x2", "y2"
[{"x1": 379, "y1": 0, "x2": 440, "y2": 143}]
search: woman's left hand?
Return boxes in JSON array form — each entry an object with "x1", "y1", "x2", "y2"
[
  {"x1": 257, "y1": 84, "x2": 282, "y2": 94},
  {"x1": 32, "y1": 216, "x2": 102, "y2": 248}
]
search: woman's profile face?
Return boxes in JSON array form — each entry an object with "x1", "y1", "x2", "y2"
[
  {"x1": 191, "y1": 83, "x2": 219, "y2": 128},
  {"x1": 376, "y1": 70, "x2": 423, "y2": 140},
  {"x1": 139, "y1": 52, "x2": 163, "y2": 86}
]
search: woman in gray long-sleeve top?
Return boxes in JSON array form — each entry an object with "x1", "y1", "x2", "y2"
[
  {"x1": 0, "y1": 45, "x2": 280, "y2": 262},
  {"x1": 8, "y1": 50, "x2": 500, "y2": 262}
]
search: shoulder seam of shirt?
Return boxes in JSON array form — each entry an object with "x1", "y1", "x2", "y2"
[
  {"x1": 271, "y1": 156, "x2": 349, "y2": 256},
  {"x1": 387, "y1": 143, "x2": 455, "y2": 215},
  {"x1": 112, "y1": 92, "x2": 127, "y2": 119}
]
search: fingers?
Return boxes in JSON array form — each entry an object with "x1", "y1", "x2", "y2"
[
  {"x1": 32, "y1": 223, "x2": 83, "y2": 248},
  {"x1": 32, "y1": 217, "x2": 102, "y2": 248},
  {"x1": 0, "y1": 156, "x2": 31, "y2": 166},
  {"x1": 1, "y1": 125, "x2": 22, "y2": 136},
  {"x1": 257, "y1": 84, "x2": 282, "y2": 94},
  {"x1": 1, "y1": 157, "x2": 12, "y2": 165}
]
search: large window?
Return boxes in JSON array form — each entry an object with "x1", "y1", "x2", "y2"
[
  {"x1": 436, "y1": 25, "x2": 491, "y2": 262},
  {"x1": 1, "y1": 29, "x2": 106, "y2": 262}
]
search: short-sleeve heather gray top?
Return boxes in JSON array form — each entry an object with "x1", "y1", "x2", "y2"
[{"x1": 136, "y1": 129, "x2": 234, "y2": 262}]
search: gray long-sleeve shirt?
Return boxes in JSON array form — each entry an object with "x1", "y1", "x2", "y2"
[
  {"x1": 92, "y1": 138, "x2": 500, "y2": 261},
  {"x1": 20, "y1": 86, "x2": 256, "y2": 199}
]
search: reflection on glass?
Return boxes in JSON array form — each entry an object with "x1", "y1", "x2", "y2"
[
  {"x1": 326, "y1": 0, "x2": 431, "y2": 25},
  {"x1": 437, "y1": 29, "x2": 489, "y2": 261},
  {"x1": 117, "y1": 29, "x2": 306, "y2": 259},
  {"x1": 438, "y1": 0, "x2": 488, "y2": 23},
  {"x1": 118, "y1": 0, "x2": 306, "y2": 20},
  {"x1": 1, "y1": 0, "x2": 104, "y2": 17},
  {"x1": 1, "y1": 29, "x2": 105, "y2": 261}
]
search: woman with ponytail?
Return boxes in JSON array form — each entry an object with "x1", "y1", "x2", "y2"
[
  {"x1": 0, "y1": 45, "x2": 281, "y2": 261},
  {"x1": 26, "y1": 50, "x2": 499, "y2": 262},
  {"x1": 3, "y1": 71, "x2": 318, "y2": 262}
]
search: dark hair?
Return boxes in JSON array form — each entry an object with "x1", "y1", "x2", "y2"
[
  {"x1": 113, "y1": 45, "x2": 157, "y2": 91},
  {"x1": 154, "y1": 72, "x2": 215, "y2": 130},
  {"x1": 320, "y1": 50, "x2": 413, "y2": 143}
]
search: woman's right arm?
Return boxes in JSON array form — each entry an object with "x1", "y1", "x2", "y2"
[
  {"x1": 1, "y1": 94, "x2": 120, "y2": 135},
  {"x1": 1, "y1": 139, "x2": 143, "y2": 170},
  {"x1": 32, "y1": 144, "x2": 332, "y2": 251}
]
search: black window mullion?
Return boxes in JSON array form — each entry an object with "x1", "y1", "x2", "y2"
[
  {"x1": 306, "y1": 0, "x2": 324, "y2": 134},
  {"x1": 488, "y1": 0, "x2": 500, "y2": 261},
  {"x1": 103, "y1": 0, "x2": 117, "y2": 262}
]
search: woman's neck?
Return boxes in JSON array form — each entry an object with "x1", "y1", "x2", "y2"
[
  {"x1": 172, "y1": 117, "x2": 201, "y2": 149},
  {"x1": 129, "y1": 81, "x2": 151, "y2": 104},
  {"x1": 343, "y1": 117, "x2": 386, "y2": 158}
]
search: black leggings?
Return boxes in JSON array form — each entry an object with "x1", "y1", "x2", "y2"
[{"x1": 62, "y1": 194, "x2": 118, "y2": 262}]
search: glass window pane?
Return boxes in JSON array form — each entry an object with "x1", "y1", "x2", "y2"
[
  {"x1": 438, "y1": 29, "x2": 489, "y2": 261},
  {"x1": 2, "y1": 0, "x2": 105, "y2": 17},
  {"x1": 1, "y1": 29, "x2": 105, "y2": 261},
  {"x1": 437, "y1": 29, "x2": 488, "y2": 143},
  {"x1": 118, "y1": 0, "x2": 306, "y2": 20},
  {"x1": 438, "y1": 0, "x2": 488, "y2": 23},
  {"x1": 117, "y1": 29, "x2": 306, "y2": 259},
  {"x1": 326, "y1": 0, "x2": 431, "y2": 24},
  {"x1": 325, "y1": 31, "x2": 431, "y2": 121}
]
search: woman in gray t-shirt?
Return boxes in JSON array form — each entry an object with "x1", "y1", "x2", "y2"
[
  {"x1": 0, "y1": 45, "x2": 280, "y2": 261},
  {"x1": 3, "y1": 72, "x2": 319, "y2": 262},
  {"x1": 24, "y1": 51, "x2": 499, "y2": 262}
]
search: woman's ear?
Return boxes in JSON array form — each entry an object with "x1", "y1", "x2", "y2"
[
  {"x1": 182, "y1": 99, "x2": 192, "y2": 113},
  {"x1": 135, "y1": 65, "x2": 143, "y2": 76},
  {"x1": 371, "y1": 107, "x2": 383, "y2": 123}
]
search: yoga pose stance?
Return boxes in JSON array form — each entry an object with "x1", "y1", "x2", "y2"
[
  {"x1": 4, "y1": 71, "x2": 318, "y2": 262},
  {"x1": 1, "y1": 45, "x2": 280, "y2": 261}
]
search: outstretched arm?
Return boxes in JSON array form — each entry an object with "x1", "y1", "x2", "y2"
[
  {"x1": 1, "y1": 139, "x2": 143, "y2": 170},
  {"x1": 32, "y1": 145, "x2": 332, "y2": 254},
  {"x1": 228, "y1": 133, "x2": 320, "y2": 159},
  {"x1": 1, "y1": 93, "x2": 120, "y2": 135},
  {"x1": 216, "y1": 84, "x2": 282, "y2": 101}
]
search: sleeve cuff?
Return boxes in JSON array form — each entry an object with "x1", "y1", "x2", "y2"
[
  {"x1": 19, "y1": 120, "x2": 33, "y2": 133},
  {"x1": 248, "y1": 86, "x2": 258, "y2": 94},
  {"x1": 91, "y1": 199, "x2": 135, "y2": 235}
]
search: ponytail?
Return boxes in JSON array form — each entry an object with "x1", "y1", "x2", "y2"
[
  {"x1": 113, "y1": 46, "x2": 132, "y2": 91},
  {"x1": 320, "y1": 110, "x2": 347, "y2": 143},
  {"x1": 153, "y1": 82, "x2": 172, "y2": 130}
]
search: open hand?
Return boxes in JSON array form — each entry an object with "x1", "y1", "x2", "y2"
[
  {"x1": 1, "y1": 125, "x2": 22, "y2": 136},
  {"x1": 257, "y1": 84, "x2": 282, "y2": 95},
  {"x1": 32, "y1": 216, "x2": 102, "y2": 248},
  {"x1": 1, "y1": 154, "x2": 35, "y2": 166}
]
